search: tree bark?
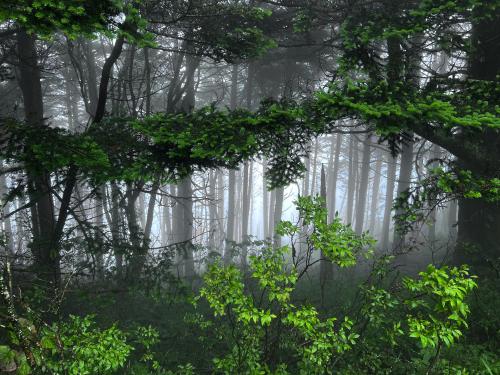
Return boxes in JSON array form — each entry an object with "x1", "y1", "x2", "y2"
[
  {"x1": 327, "y1": 134, "x2": 342, "y2": 223},
  {"x1": 393, "y1": 135, "x2": 414, "y2": 251},
  {"x1": 355, "y1": 134, "x2": 372, "y2": 234},
  {"x1": 369, "y1": 150, "x2": 382, "y2": 234},
  {"x1": 454, "y1": 15, "x2": 500, "y2": 274},
  {"x1": 381, "y1": 154, "x2": 397, "y2": 250},
  {"x1": 225, "y1": 170, "x2": 236, "y2": 264},
  {"x1": 262, "y1": 159, "x2": 269, "y2": 239},
  {"x1": 346, "y1": 136, "x2": 357, "y2": 225},
  {"x1": 272, "y1": 187, "x2": 284, "y2": 248},
  {"x1": 241, "y1": 162, "x2": 251, "y2": 268},
  {"x1": 320, "y1": 165, "x2": 333, "y2": 304},
  {"x1": 17, "y1": 29, "x2": 59, "y2": 287}
]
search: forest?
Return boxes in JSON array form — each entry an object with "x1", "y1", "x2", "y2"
[{"x1": 0, "y1": 0, "x2": 499, "y2": 374}]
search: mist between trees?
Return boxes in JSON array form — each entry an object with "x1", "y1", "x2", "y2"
[{"x1": 0, "y1": 1, "x2": 498, "y2": 374}]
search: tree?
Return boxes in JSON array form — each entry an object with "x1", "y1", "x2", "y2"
[{"x1": 310, "y1": 0, "x2": 499, "y2": 274}]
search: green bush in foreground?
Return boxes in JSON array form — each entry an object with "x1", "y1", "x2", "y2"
[{"x1": 0, "y1": 197, "x2": 480, "y2": 374}]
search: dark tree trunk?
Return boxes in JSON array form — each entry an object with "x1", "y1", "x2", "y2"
[
  {"x1": 454, "y1": 15, "x2": 500, "y2": 275},
  {"x1": 17, "y1": 29, "x2": 59, "y2": 288}
]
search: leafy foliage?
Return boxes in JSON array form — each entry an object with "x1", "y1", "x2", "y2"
[
  {"x1": 1, "y1": 314, "x2": 131, "y2": 375},
  {"x1": 194, "y1": 198, "x2": 477, "y2": 374}
]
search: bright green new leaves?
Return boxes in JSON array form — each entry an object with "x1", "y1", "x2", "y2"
[
  {"x1": 280, "y1": 196, "x2": 375, "y2": 267},
  {"x1": 38, "y1": 315, "x2": 131, "y2": 375},
  {"x1": 362, "y1": 264, "x2": 477, "y2": 350},
  {"x1": 199, "y1": 252, "x2": 359, "y2": 374},
  {"x1": 315, "y1": 79, "x2": 500, "y2": 136},
  {"x1": 197, "y1": 199, "x2": 372, "y2": 374},
  {"x1": 284, "y1": 310, "x2": 358, "y2": 371},
  {"x1": 0, "y1": 0, "x2": 123, "y2": 37},
  {"x1": 404, "y1": 265, "x2": 477, "y2": 349},
  {"x1": 250, "y1": 247, "x2": 297, "y2": 304},
  {"x1": 2, "y1": 314, "x2": 131, "y2": 375},
  {"x1": 197, "y1": 198, "x2": 478, "y2": 373}
]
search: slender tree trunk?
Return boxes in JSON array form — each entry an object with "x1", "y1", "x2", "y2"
[
  {"x1": 235, "y1": 170, "x2": 242, "y2": 243},
  {"x1": 392, "y1": 135, "x2": 415, "y2": 251},
  {"x1": 208, "y1": 171, "x2": 217, "y2": 253},
  {"x1": 310, "y1": 139, "x2": 319, "y2": 195},
  {"x1": 448, "y1": 200, "x2": 458, "y2": 239},
  {"x1": 110, "y1": 183, "x2": 123, "y2": 278},
  {"x1": 268, "y1": 189, "x2": 276, "y2": 237},
  {"x1": 273, "y1": 187, "x2": 284, "y2": 248},
  {"x1": 161, "y1": 187, "x2": 172, "y2": 247},
  {"x1": 0, "y1": 164, "x2": 14, "y2": 255},
  {"x1": 241, "y1": 162, "x2": 250, "y2": 268},
  {"x1": 320, "y1": 165, "x2": 333, "y2": 305},
  {"x1": 262, "y1": 159, "x2": 269, "y2": 239},
  {"x1": 355, "y1": 134, "x2": 372, "y2": 234},
  {"x1": 381, "y1": 154, "x2": 397, "y2": 250},
  {"x1": 81, "y1": 39, "x2": 99, "y2": 117},
  {"x1": 427, "y1": 144, "x2": 441, "y2": 242},
  {"x1": 303, "y1": 153, "x2": 310, "y2": 196},
  {"x1": 224, "y1": 64, "x2": 239, "y2": 263},
  {"x1": 328, "y1": 134, "x2": 342, "y2": 222},
  {"x1": 177, "y1": 177, "x2": 195, "y2": 279},
  {"x1": 369, "y1": 151, "x2": 383, "y2": 234},
  {"x1": 216, "y1": 171, "x2": 225, "y2": 250},
  {"x1": 225, "y1": 170, "x2": 236, "y2": 263},
  {"x1": 141, "y1": 180, "x2": 159, "y2": 246},
  {"x1": 94, "y1": 185, "x2": 105, "y2": 279},
  {"x1": 346, "y1": 136, "x2": 356, "y2": 225}
]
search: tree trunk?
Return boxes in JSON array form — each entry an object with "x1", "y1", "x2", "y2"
[
  {"x1": 381, "y1": 154, "x2": 397, "y2": 251},
  {"x1": 17, "y1": 29, "x2": 59, "y2": 288},
  {"x1": 310, "y1": 139, "x2": 319, "y2": 195},
  {"x1": 208, "y1": 171, "x2": 217, "y2": 253},
  {"x1": 262, "y1": 159, "x2": 269, "y2": 239},
  {"x1": 216, "y1": 171, "x2": 225, "y2": 250},
  {"x1": 355, "y1": 134, "x2": 372, "y2": 234},
  {"x1": 328, "y1": 134, "x2": 342, "y2": 223},
  {"x1": 303, "y1": 152, "x2": 310, "y2": 196},
  {"x1": 427, "y1": 144, "x2": 441, "y2": 243},
  {"x1": 241, "y1": 162, "x2": 251, "y2": 268},
  {"x1": 272, "y1": 187, "x2": 284, "y2": 248},
  {"x1": 225, "y1": 170, "x2": 236, "y2": 264},
  {"x1": 177, "y1": 177, "x2": 195, "y2": 279},
  {"x1": 320, "y1": 165, "x2": 333, "y2": 305},
  {"x1": 346, "y1": 136, "x2": 357, "y2": 225},
  {"x1": 393, "y1": 135, "x2": 414, "y2": 251},
  {"x1": 454, "y1": 15, "x2": 500, "y2": 274},
  {"x1": 268, "y1": 189, "x2": 276, "y2": 238},
  {"x1": 110, "y1": 183, "x2": 123, "y2": 278},
  {"x1": 369, "y1": 151, "x2": 382, "y2": 234},
  {"x1": 0, "y1": 163, "x2": 14, "y2": 255}
]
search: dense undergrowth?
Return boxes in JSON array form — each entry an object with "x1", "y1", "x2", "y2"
[{"x1": 1, "y1": 198, "x2": 499, "y2": 374}]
